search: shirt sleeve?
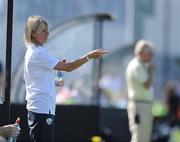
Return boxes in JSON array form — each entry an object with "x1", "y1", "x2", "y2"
[{"x1": 34, "y1": 50, "x2": 59, "y2": 70}]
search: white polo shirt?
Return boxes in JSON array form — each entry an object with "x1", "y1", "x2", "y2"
[
  {"x1": 24, "y1": 44, "x2": 59, "y2": 115},
  {"x1": 126, "y1": 57, "x2": 153, "y2": 101}
]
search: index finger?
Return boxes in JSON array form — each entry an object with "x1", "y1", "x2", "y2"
[{"x1": 99, "y1": 50, "x2": 109, "y2": 54}]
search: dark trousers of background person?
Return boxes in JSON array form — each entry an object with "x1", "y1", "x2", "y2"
[{"x1": 27, "y1": 111, "x2": 55, "y2": 142}]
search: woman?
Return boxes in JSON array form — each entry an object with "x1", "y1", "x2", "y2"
[{"x1": 24, "y1": 15, "x2": 108, "y2": 142}]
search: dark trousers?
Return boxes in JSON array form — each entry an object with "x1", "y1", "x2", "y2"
[{"x1": 27, "y1": 111, "x2": 55, "y2": 142}]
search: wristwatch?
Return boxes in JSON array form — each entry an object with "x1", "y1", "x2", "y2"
[{"x1": 85, "y1": 56, "x2": 90, "y2": 61}]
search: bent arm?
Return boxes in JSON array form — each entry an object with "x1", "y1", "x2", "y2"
[
  {"x1": 143, "y1": 64, "x2": 154, "y2": 89},
  {"x1": 143, "y1": 72, "x2": 153, "y2": 89}
]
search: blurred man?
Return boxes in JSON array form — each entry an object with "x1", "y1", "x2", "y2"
[{"x1": 126, "y1": 39, "x2": 154, "y2": 142}]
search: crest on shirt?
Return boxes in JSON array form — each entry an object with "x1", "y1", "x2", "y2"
[{"x1": 46, "y1": 118, "x2": 53, "y2": 125}]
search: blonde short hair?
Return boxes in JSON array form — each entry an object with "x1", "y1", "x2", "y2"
[
  {"x1": 134, "y1": 39, "x2": 154, "y2": 56},
  {"x1": 24, "y1": 15, "x2": 48, "y2": 47}
]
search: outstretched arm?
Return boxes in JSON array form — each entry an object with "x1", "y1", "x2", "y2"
[{"x1": 53, "y1": 49, "x2": 108, "y2": 72}]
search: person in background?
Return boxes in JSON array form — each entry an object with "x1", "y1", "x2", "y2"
[
  {"x1": 165, "y1": 81, "x2": 180, "y2": 123},
  {"x1": 24, "y1": 15, "x2": 108, "y2": 142},
  {"x1": 163, "y1": 82, "x2": 180, "y2": 142},
  {"x1": 126, "y1": 39, "x2": 154, "y2": 142}
]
